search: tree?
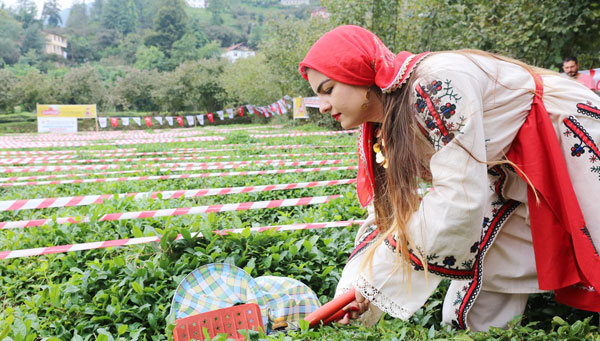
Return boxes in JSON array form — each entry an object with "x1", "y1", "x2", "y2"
[
  {"x1": 110, "y1": 67, "x2": 159, "y2": 111},
  {"x1": 41, "y1": 0, "x2": 62, "y2": 27},
  {"x1": 152, "y1": 59, "x2": 228, "y2": 112},
  {"x1": 0, "y1": 69, "x2": 17, "y2": 113},
  {"x1": 101, "y1": 0, "x2": 137, "y2": 35},
  {"x1": 196, "y1": 41, "x2": 221, "y2": 59},
  {"x1": 66, "y1": 1, "x2": 88, "y2": 30},
  {"x1": 207, "y1": 0, "x2": 228, "y2": 25},
  {"x1": 145, "y1": 0, "x2": 187, "y2": 54},
  {"x1": 13, "y1": 0, "x2": 37, "y2": 28},
  {"x1": 12, "y1": 69, "x2": 56, "y2": 111},
  {"x1": 220, "y1": 53, "x2": 281, "y2": 106},
  {"x1": 0, "y1": 9, "x2": 24, "y2": 65},
  {"x1": 203, "y1": 25, "x2": 243, "y2": 48},
  {"x1": 117, "y1": 33, "x2": 143, "y2": 64},
  {"x1": 90, "y1": 0, "x2": 103, "y2": 22},
  {"x1": 321, "y1": 0, "x2": 600, "y2": 70},
  {"x1": 68, "y1": 35, "x2": 95, "y2": 63},
  {"x1": 134, "y1": 45, "x2": 167, "y2": 71},
  {"x1": 134, "y1": 0, "x2": 159, "y2": 31},
  {"x1": 260, "y1": 16, "x2": 332, "y2": 97},
  {"x1": 58, "y1": 65, "x2": 107, "y2": 108},
  {"x1": 170, "y1": 33, "x2": 201, "y2": 64},
  {"x1": 20, "y1": 23, "x2": 45, "y2": 55}
]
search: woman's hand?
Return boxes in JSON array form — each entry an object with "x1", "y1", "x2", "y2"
[{"x1": 337, "y1": 290, "x2": 369, "y2": 324}]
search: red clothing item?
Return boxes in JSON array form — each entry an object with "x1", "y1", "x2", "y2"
[
  {"x1": 298, "y1": 25, "x2": 429, "y2": 93},
  {"x1": 506, "y1": 73, "x2": 600, "y2": 311},
  {"x1": 576, "y1": 72, "x2": 596, "y2": 91}
]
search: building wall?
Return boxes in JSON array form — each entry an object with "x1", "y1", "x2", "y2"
[
  {"x1": 43, "y1": 32, "x2": 68, "y2": 59},
  {"x1": 221, "y1": 50, "x2": 256, "y2": 63},
  {"x1": 281, "y1": 0, "x2": 310, "y2": 6},
  {"x1": 186, "y1": 0, "x2": 207, "y2": 8}
]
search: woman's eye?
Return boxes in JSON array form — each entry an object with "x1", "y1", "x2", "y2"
[{"x1": 323, "y1": 87, "x2": 333, "y2": 94}]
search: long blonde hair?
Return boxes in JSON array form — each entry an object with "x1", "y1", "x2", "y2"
[{"x1": 361, "y1": 49, "x2": 545, "y2": 278}]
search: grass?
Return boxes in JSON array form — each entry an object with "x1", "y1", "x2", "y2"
[{"x1": 0, "y1": 123, "x2": 597, "y2": 340}]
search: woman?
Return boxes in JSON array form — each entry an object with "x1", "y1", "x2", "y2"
[{"x1": 298, "y1": 25, "x2": 600, "y2": 331}]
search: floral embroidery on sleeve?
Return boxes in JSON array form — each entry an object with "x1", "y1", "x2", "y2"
[
  {"x1": 414, "y1": 79, "x2": 467, "y2": 150},
  {"x1": 563, "y1": 115, "x2": 600, "y2": 180}
]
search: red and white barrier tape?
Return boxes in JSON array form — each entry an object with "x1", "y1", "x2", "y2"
[
  {"x1": 171, "y1": 144, "x2": 351, "y2": 152},
  {"x1": 0, "y1": 136, "x2": 225, "y2": 149},
  {"x1": 0, "y1": 179, "x2": 356, "y2": 212},
  {"x1": 0, "y1": 152, "x2": 354, "y2": 165},
  {"x1": 0, "y1": 158, "x2": 355, "y2": 174},
  {"x1": 0, "y1": 170, "x2": 140, "y2": 182},
  {"x1": 0, "y1": 165, "x2": 357, "y2": 188},
  {"x1": 0, "y1": 220, "x2": 365, "y2": 259},
  {"x1": 0, "y1": 195, "x2": 340, "y2": 230},
  {"x1": 0, "y1": 144, "x2": 351, "y2": 159},
  {"x1": 0, "y1": 149, "x2": 136, "y2": 156},
  {"x1": 250, "y1": 130, "x2": 357, "y2": 138},
  {"x1": 0, "y1": 165, "x2": 356, "y2": 186},
  {"x1": 0, "y1": 131, "x2": 204, "y2": 142}
]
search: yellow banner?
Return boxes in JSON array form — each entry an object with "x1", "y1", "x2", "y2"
[
  {"x1": 293, "y1": 97, "x2": 308, "y2": 119},
  {"x1": 37, "y1": 104, "x2": 97, "y2": 118}
]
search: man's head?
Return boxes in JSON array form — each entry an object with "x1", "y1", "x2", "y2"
[{"x1": 562, "y1": 57, "x2": 579, "y2": 77}]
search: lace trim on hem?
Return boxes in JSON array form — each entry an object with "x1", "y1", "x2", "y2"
[{"x1": 354, "y1": 275, "x2": 412, "y2": 320}]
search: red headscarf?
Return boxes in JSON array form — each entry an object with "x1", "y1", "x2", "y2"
[{"x1": 298, "y1": 25, "x2": 430, "y2": 206}]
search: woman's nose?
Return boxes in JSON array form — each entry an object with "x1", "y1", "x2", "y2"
[{"x1": 319, "y1": 100, "x2": 331, "y2": 114}]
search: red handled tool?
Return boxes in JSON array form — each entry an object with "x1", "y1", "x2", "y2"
[{"x1": 304, "y1": 289, "x2": 357, "y2": 327}]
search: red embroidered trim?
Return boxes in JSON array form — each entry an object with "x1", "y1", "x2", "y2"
[
  {"x1": 385, "y1": 236, "x2": 474, "y2": 278},
  {"x1": 564, "y1": 116, "x2": 600, "y2": 158},
  {"x1": 456, "y1": 200, "x2": 520, "y2": 329},
  {"x1": 577, "y1": 103, "x2": 600, "y2": 120},
  {"x1": 415, "y1": 85, "x2": 449, "y2": 138},
  {"x1": 348, "y1": 227, "x2": 379, "y2": 262}
]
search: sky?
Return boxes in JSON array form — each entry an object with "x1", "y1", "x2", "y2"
[{"x1": 1, "y1": 0, "x2": 75, "y2": 17}]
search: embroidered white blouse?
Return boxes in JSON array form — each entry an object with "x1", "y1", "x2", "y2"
[{"x1": 336, "y1": 52, "x2": 600, "y2": 327}]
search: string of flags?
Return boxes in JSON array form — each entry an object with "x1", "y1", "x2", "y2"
[{"x1": 98, "y1": 96, "x2": 293, "y2": 129}]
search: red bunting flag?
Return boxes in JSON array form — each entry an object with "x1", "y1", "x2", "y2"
[
  {"x1": 144, "y1": 117, "x2": 152, "y2": 127},
  {"x1": 237, "y1": 106, "x2": 244, "y2": 117},
  {"x1": 110, "y1": 117, "x2": 119, "y2": 128},
  {"x1": 207, "y1": 112, "x2": 214, "y2": 123},
  {"x1": 176, "y1": 116, "x2": 184, "y2": 127}
]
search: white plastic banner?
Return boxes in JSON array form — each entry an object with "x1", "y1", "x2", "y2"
[
  {"x1": 186, "y1": 115, "x2": 195, "y2": 126},
  {"x1": 132, "y1": 117, "x2": 141, "y2": 126},
  {"x1": 38, "y1": 117, "x2": 78, "y2": 133},
  {"x1": 122, "y1": 117, "x2": 130, "y2": 126},
  {"x1": 155, "y1": 117, "x2": 164, "y2": 126},
  {"x1": 165, "y1": 116, "x2": 173, "y2": 126},
  {"x1": 217, "y1": 110, "x2": 224, "y2": 121},
  {"x1": 196, "y1": 115, "x2": 204, "y2": 126},
  {"x1": 98, "y1": 117, "x2": 107, "y2": 128}
]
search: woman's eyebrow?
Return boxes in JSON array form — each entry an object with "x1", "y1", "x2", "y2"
[{"x1": 316, "y1": 78, "x2": 331, "y2": 93}]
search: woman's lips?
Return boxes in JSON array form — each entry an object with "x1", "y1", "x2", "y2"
[{"x1": 332, "y1": 113, "x2": 341, "y2": 121}]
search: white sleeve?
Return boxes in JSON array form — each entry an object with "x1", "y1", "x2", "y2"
[{"x1": 338, "y1": 70, "x2": 489, "y2": 320}]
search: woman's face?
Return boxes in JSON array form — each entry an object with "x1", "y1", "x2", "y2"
[{"x1": 306, "y1": 69, "x2": 384, "y2": 129}]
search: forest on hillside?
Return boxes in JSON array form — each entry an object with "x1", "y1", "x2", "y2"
[{"x1": 0, "y1": 0, "x2": 598, "y2": 118}]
